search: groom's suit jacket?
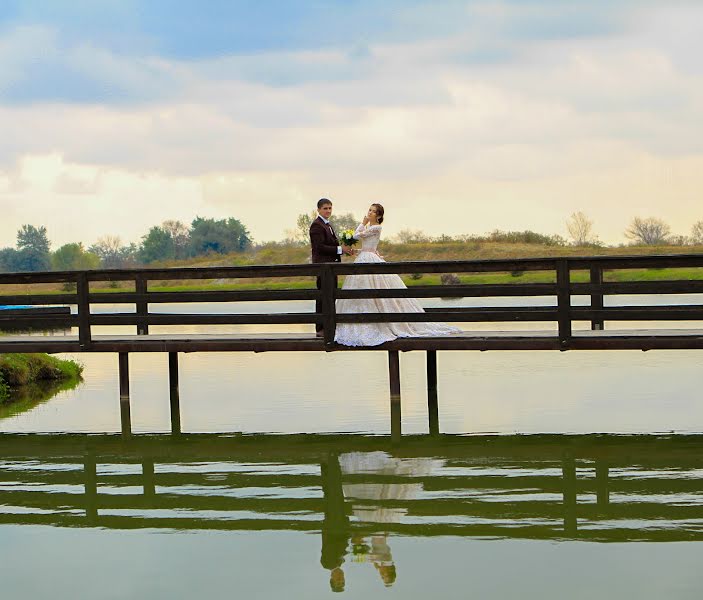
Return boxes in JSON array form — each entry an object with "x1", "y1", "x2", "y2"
[{"x1": 310, "y1": 217, "x2": 341, "y2": 263}]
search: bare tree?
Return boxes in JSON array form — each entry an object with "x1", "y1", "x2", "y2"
[
  {"x1": 287, "y1": 211, "x2": 359, "y2": 244},
  {"x1": 161, "y1": 220, "x2": 191, "y2": 258},
  {"x1": 566, "y1": 212, "x2": 597, "y2": 246},
  {"x1": 392, "y1": 229, "x2": 430, "y2": 243},
  {"x1": 625, "y1": 217, "x2": 671, "y2": 245},
  {"x1": 691, "y1": 221, "x2": 703, "y2": 245},
  {"x1": 89, "y1": 235, "x2": 136, "y2": 268}
]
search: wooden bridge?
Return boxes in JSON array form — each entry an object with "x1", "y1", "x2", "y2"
[
  {"x1": 1, "y1": 253, "x2": 703, "y2": 436},
  {"x1": 0, "y1": 432, "x2": 701, "y2": 542}
]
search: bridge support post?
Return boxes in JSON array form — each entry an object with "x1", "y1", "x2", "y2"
[
  {"x1": 562, "y1": 455, "x2": 577, "y2": 536},
  {"x1": 388, "y1": 351, "x2": 401, "y2": 441},
  {"x1": 143, "y1": 460, "x2": 156, "y2": 497},
  {"x1": 84, "y1": 453, "x2": 98, "y2": 522},
  {"x1": 427, "y1": 351, "x2": 439, "y2": 436},
  {"x1": 118, "y1": 352, "x2": 132, "y2": 437},
  {"x1": 169, "y1": 352, "x2": 182, "y2": 435},
  {"x1": 596, "y1": 460, "x2": 609, "y2": 509}
]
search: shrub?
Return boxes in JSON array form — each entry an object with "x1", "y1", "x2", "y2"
[
  {"x1": 440, "y1": 273, "x2": 460, "y2": 285},
  {"x1": 0, "y1": 372, "x2": 8, "y2": 403}
]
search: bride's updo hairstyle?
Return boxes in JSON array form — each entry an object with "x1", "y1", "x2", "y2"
[{"x1": 371, "y1": 203, "x2": 384, "y2": 224}]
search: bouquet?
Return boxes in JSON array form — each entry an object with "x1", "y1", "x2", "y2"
[{"x1": 338, "y1": 229, "x2": 358, "y2": 247}]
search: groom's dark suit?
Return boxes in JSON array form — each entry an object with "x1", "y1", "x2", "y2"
[{"x1": 310, "y1": 216, "x2": 340, "y2": 334}]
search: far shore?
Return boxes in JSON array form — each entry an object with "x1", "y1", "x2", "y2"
[{"x1": 1, "y1": 241, "x2": 703, "y2": 295}]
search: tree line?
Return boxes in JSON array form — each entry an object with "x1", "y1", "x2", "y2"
[
  {"x1": 0, "y1": 217, "x2": 251, "y2": 273},
  {"x1": 389, "y1": 213, "x2": 703, "y2": 247},
  {"x1": 2, "y1": 211, "x2": 703, "y2": 274}
]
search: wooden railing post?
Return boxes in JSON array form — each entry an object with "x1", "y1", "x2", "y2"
[
  {"x1": 169, "y1": 352, "x2": 182, "y2": 435},
  {"x1": 589, "y1": 266, "x2": 604, "y2": 331},
  {"x1": 556, "y1": 259, "x2": 572, "y2": 348},
  {"x1": 320, "y1": 265, "x2": 337, "y2": 345},
  {"x1": 427, "y1": 351, "x2": 439, "y2": 436},
  {"x1": 77, "y1": 272, "x2": 92, "y2": 348},
  {"x1": 136, "y1": 274, "x2": 149, "y2": 335},
  {"x1": 389, "y1": 350, "x2": 401, "y2": 441}
]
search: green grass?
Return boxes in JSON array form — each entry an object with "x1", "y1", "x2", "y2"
[{"x1": 0, "y1": 353, "x2": 83, "y2": 404}]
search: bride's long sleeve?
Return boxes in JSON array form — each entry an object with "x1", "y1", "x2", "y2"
[{"x1": 353, "y1": 224, "x2": 380, "y2": 239}]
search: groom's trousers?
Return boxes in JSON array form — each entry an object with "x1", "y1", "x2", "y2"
[{"x1": 315, "y1": 274, "x2": 339, "y2": 333}]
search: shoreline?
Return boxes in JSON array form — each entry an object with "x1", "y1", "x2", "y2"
[{"x1": 0, "y1": 354, "x2": 83, "y2": 406}]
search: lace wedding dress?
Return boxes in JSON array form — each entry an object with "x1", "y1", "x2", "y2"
[{"x1": 334, "y1": 224, "x2": 461, "y2": 346}]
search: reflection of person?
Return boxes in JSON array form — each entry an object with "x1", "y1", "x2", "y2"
[
  {"x1": 309, "y1": 198, "x2": 353, "y2": 337},
  {"x1": 339, "y1": 451, "x2": 444, "y2": 587},
  {"x1": 320, "y1": 453, "x2": 350, "y2": 593},
  {"x1": 334, "y1": 204, "x2": 461, "y2": 346}
]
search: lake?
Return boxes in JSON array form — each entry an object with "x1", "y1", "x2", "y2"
[{"x1": 1, "y1": 298, "x2": 702, "y2": 598}]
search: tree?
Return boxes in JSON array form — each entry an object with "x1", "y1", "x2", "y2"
[
  {"x1": 625, "y1": 217, "x2": 671, "y2": 245},
  {"x1": 14, "y1": 224, "x2": 51, "y2": 271},
  {"x1": 393, "y1": 229, "x2": 430, "y2": 243},
  {"x1": 161, "y1": 220, "x2": 190, "y2": 259},
  {"x1": 566, "y1": 212, "x2": 598, "y2": 246},
  {"x1": 188, "y1": 217, "x2": 252, "y2": 256},
  {"x1": 139, "y1": 226, "x2": 176, "y2": 264},
  {"x1": 289, "y1": 211, "x2": 358, "y2": 244},
  {"x1": 89, "y1": 236, "x2": 137, "y2": 268},
  {"x1": 17, "y1": 224, "x2": 50, "y2": 254},
  {"x1": 52, "y1": 243, "x2": 101, "y2": 271},
  {"x1": 0, "y1": 248, "x2": 19, "y2": 272},
  {"x1": 691, "y1": 221, "x2": 703, "y2": 245}
]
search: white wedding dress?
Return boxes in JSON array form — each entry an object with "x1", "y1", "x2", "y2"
[{"x1": 334, "y1": 224, "x2": 461, "y2": 346}]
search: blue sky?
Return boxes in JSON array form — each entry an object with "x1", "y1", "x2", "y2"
[{"x1": 0, "y1": 1, "x2": 702, "y2": 246}]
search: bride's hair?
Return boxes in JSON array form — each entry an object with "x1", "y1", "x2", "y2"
[{"x1": 371, "y1": 203, "x2": 384, "y2": 224}]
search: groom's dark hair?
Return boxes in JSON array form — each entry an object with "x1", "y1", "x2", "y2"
[{"x1": 317, "y1": 198, "x2": 332, "y2": 209}]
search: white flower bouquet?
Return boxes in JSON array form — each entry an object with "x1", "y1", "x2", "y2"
[{"x1": 338, "y1": 229, "x2": 358, "y2": 247}]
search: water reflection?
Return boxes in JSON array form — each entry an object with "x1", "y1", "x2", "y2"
[
  {"x1": 0, "y1": 377, "x2": 82, "y2": 420},
  {"x1": 1, "y1": 433, "x2": 702, "y2": 592}
]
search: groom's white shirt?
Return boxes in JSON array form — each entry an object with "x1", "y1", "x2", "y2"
[{"x1": 319, "y1": 215, "x2": 342, "y2": 255}]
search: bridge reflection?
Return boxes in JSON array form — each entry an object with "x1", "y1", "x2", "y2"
[{"x1": 1, "y1": 433, "x2": 701, "y2": 588}]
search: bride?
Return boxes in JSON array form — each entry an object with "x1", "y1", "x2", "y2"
[{"x1": 334, "y1": 204, "x2": 461, "y2": 347}]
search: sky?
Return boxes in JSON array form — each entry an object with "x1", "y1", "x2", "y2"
[{"x1": 1, "y1": 0, "x2": 702, "y2": 248}]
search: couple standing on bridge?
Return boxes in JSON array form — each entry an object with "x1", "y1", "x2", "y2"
[{"x1": 309, "y1": 198, "x2": 460, "y2": 346}]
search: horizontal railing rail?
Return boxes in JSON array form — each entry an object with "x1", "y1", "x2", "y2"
[{"x1": 1, "y1": 253, "x2": 703, "y2": 347}]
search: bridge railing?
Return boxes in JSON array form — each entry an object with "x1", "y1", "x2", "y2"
[{"x1": 1, "y1": 253, "x2": 703, "y2": 347}]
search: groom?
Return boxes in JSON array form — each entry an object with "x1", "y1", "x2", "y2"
[{"x1": 310, "y1": 198, "x2": 352, "y2": 336}]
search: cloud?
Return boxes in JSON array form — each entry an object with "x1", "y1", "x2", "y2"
[{"x1": 1, "y1": 1, "x2": 703, "y2": 249}]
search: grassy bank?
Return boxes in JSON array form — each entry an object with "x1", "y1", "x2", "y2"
[{"x1": 0, "y1": 354, "x2": 83, "y2": 404}]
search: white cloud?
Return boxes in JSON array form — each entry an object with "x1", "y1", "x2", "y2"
[{"x1": 1, "y1": 2, "x2": 703, "y2": 248}]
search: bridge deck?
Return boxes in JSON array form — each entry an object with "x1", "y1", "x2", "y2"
[{"x1": 2, "y1": 328, "x2": 703, "y2": 352}]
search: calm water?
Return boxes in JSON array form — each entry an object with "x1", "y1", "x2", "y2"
[{"x1": 1, "y1": 299, "x2": 703, "y2": 597}]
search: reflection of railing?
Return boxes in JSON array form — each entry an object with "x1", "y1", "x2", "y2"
[
  {"x1": 1, "y1": 433, "x2": 702, "y2": 542},
  {"x1": 2, "y1": 254, "x2": 703, "y2": 349}
]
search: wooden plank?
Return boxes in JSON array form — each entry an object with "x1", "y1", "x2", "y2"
[
  {"x1": 0, "y1": 294, "x2": 77, "y2": 305},
  {"x1": 589, "y1": 266, "x2": 604, "y2": 331},
  {"x1": 571, "y1": 281, "x2": 703, "y2": 295},
  {"x1": 337, "y1": 309, "x2": 558, "y2": 322},
  {"x1": 337, "y1": 283, "x2": 558, "y2": 299},
  {"x1": 135, "y1": 275, "x2": 148, "y2": 335},
  {"x1": 89, "y1": 313, "x2": 320, "y2": 325},
  {"x1": 76, "y1": 272, "x2": 91, "y2": 347},
  {"x1": 88, "y1": 289, "x2": 320, "y2": 304},
  {"x1": 572, "y1": 306, "x2": 703, "y2": 321},
  {"x1": 556, "y1": 259, "x2": 571, "y2": 346},
  {"x1": 320, "y1": 265, "x2": 337, "y2": 344}
]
